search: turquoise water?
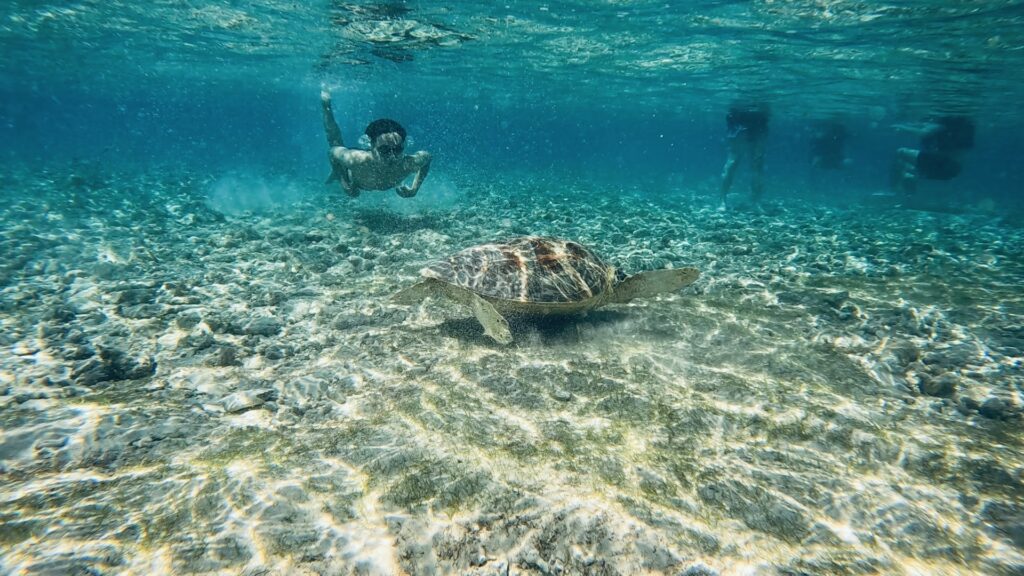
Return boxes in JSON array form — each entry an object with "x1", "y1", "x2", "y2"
[{"x1": 1, "y1": 2, "x2": 1023, "y2": 575}]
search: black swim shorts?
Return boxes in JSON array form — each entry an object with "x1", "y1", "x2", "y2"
[{"x1": 916, "y1": 151, "x2": 962, "y2": 180}]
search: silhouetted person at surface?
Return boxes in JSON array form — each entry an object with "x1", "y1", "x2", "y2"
[
  {"x1": 321, "y1": 88, "x2": 431, "y2": 198},
  {"x1": 892, "y1": 115, "x2": 974, "y2": 195},
  {"x1": 810, "y1": 120, "x2": 849, "y2": 170},
  {"x1": 719, "y1": 102, "x2": 770, "y2": 211}
]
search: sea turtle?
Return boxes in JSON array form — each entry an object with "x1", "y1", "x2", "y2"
[{"x1": 392, "y1": 236, "x2": 700, "y2": 344}]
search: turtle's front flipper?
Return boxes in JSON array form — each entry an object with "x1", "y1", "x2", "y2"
[
  {"x1": 608, "y1": 267, "x2": 700, "y2": 304},
  {"x1": 469, "y1": 293, "x2": 512, "y2": 345},
  {"x1": 393, "y1": 281, "x2": 512, "y2": 344}
]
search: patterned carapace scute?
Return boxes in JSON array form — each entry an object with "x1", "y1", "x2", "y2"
[{"x1": 423, "y1": 237, "x2": 614, "y2": 303}]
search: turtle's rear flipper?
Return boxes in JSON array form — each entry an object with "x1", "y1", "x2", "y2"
[
  {"x1": 469, "y1": 292, "x2": 513, "y2": 345},
  {"x1": 608, "y1": 268, "x2": 700, "y2": 304}
]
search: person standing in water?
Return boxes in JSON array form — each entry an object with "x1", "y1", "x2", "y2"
[
  {"x1": 719, "y1": 102, "x2": 770, "y2": 211},
  {"x1": 892, "y1": 115, "x2": 974, "y2": 195},
  {"x1": 320, "y1": 88, "x2": 432, "y2": 198}
]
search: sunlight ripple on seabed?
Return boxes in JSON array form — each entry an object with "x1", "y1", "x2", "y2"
[{"x1": 0, "y1": 170, "x2": 1022, "y2": 575}]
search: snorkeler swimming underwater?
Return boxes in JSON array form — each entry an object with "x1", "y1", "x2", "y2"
[{"x1": 321, "y1": 88, "x2": 432, "y2": 198}]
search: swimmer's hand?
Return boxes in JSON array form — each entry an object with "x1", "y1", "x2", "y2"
[
  {"x1": 891, "y1": 123, "x2": 914, "y2": 131},
  {"x1": 396, "y1": 185, "x2": 417, "y2": 198},
  {"x1": 341, "y1": 179, "x2": 359, "y2": 197},
  {"x1": 892, "y1": 122, "x2": 936, "y2": 135}
]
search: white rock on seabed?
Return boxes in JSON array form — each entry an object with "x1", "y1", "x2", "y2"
[{"x1": 220, "y1": 388, "x2": 277, "y2": 413}]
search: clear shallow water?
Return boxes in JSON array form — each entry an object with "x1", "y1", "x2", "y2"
[{"x1": 1, "y1": 2, "x2": 1023, "y2": 575}]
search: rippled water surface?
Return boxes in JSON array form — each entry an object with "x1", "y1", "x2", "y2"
[{"x1": 4, "y1": 0, "x2": 1024, "y2": 115}]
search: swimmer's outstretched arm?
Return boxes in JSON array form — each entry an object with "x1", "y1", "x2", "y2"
[
  {"x1": 892, "y1": 122, "x2": 941, "y2": 136},
  {"x1": 321, "y1": 88, "x2": 360, "y2": 197},
  {"x1": 321, "y1": 88, "x2": 345, "y2": 148},
  {"x1": 338, "y1": 164, "x2": 359, "y2": 197},
  {"x1": 397, "y1": 151, "x2": 432, "y2": 198}
]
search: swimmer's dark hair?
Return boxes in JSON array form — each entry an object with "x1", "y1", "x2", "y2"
[{"x1": 365, "y1": 118, "x2": 406, "y2": 142}]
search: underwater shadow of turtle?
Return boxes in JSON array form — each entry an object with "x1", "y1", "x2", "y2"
[
  {"x1": 436, "y1": 311, "x2": 631, "y2": 346},
  {"x1": 353, "y1": 209, "x2": 439, "y2": 234}
]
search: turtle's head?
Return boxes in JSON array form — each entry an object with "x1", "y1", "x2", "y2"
[{"x1": 598, "y1": 268, "x2": 626, "y2": 307}]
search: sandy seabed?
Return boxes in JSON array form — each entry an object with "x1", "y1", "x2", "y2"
[{"x1": 1, "y1": 165, "x2": 1022, "y2": 576}]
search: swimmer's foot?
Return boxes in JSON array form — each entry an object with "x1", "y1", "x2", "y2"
[
  {"x1": 716, "y1": 202, "x2": 727, "y2": 213},
  {"x1": 320, "y1": 87, "x2": 332, "y2": 104}
]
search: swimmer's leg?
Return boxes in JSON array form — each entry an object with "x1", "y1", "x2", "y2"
[
  {"x1": 750, "y1": 136, "x2": 766, "y2": 204},
  {"x1": 718, "y1": 140, "x2": 741, "y2": 211},
  {"x1": 894, "y1": 148, "x2": 918, "y2": 195}
]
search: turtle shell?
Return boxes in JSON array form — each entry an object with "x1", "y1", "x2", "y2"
[{"x1": 423, "y1": 237, "x2": 614, "y2": 304}]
